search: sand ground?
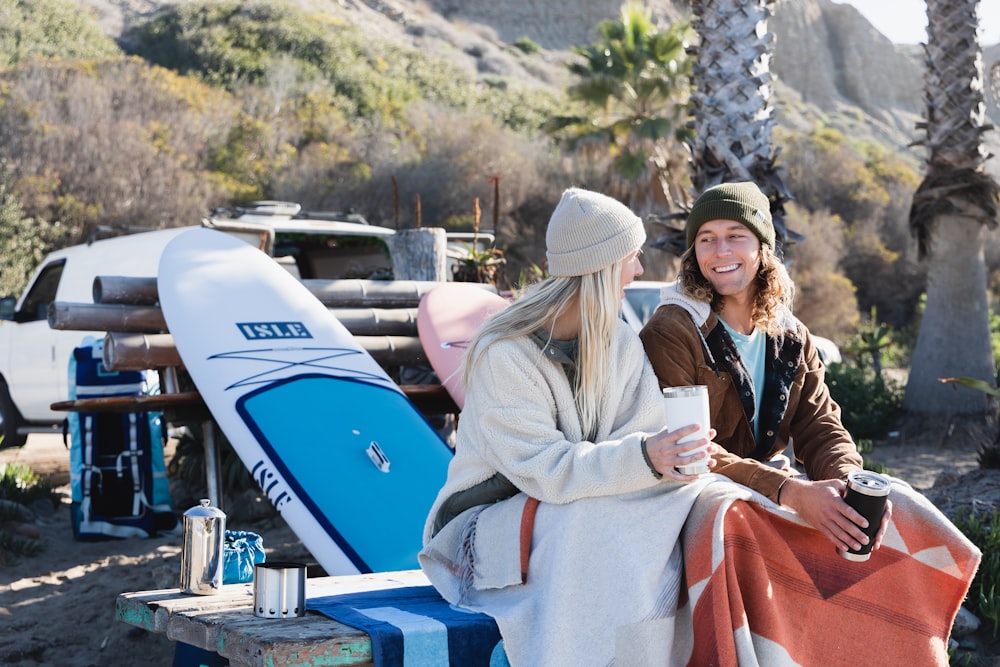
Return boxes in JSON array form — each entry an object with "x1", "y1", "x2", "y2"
[
  {"x1": 0, "y1": 433, "x2": 312, "y2": 667},
  {"x1": 0, "y1": 429, "x2": 988, "y2": 666}
]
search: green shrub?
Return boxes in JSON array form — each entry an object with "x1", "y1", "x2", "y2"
[
  {"x1": 0, "y1": 462, "x2": 59, "y2": 507},
  {"x1": 979, "y1": 440, "x2": 1000, "y2": 470},
  {"x1": 952, "y1": 509, "x2": 1000, "y2": 639},
  {"x1": 0, "y1": 523, "x2": 44, "y2": 563},
  {"x1": 825, "y1": 361, "x2": 903, "y2": 440},
  {"x1": 130, "y1": 0, "x2": 558, "y2": 133},
  {"x1": 855, "y1": 439, "x2": 891, "y2": 475},
  {"x1": 0, "y1": 463, "x2": 56, "y2": 564},
  {"x1": 512, "y1": 37, "x2": 541, "y2": 55},
  {"x1": 0, "y1": 174, "x2": 71, "y2": 297},
  {"x1": 167, "y1": 425, "x2": 257, "y2": 497},
  {"x1": 0, "y1": 0, "x2": 121, "y2": 67}
]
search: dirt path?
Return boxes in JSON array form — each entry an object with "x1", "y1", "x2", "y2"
[{"x1": 866, "y1": 430, "x2": 983, "y2": 491}]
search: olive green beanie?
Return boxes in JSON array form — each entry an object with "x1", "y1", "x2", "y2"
[{"x1": 686, "y1": 182, "x2": 774, "y2": 248}]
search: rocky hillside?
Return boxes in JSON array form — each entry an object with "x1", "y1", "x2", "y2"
[
  {"x1": 78, "y1": 0, "x2": 1000, "y2": 178},
  {"x1": 416, "y1": 0, "x2": 1000, "y2": 171}
]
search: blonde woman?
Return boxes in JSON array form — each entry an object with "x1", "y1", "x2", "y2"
[{"x1": 420, "y1": 188, "x2": 715, "y2": 667}]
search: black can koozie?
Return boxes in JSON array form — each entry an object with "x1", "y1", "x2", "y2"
[{"x1": 842, "y1": 470, "x2": 890, "y2": 562}]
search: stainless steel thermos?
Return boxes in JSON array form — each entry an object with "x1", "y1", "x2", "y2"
[{"x1": 180, "y1": 498, "x2": 226, "y2": 595}]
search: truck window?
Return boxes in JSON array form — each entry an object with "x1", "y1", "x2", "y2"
[
  {"x1": 623, "y1": 285, "x2": 662, "y2": 326},
  {"x1": 18, "y1": 260, "x2": 65, "y2": 323},
  {"x1": 276, "y1": 235, "x2": 393, "y2": 280}
]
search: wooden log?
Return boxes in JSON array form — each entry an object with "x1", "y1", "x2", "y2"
[
  {"x1": 50, "y1": 392, "x2": 213, "y2": 423},
  {"x1": 102, "y1": 330, "x2": 427, "y2": 370},
  {"x1": 329, "y1": 308, "x2": 417, "y2": 336},
  {"x1": 55, "y1": 302, "x2": 421, "y2": 340},
  {"x1": 93, "y1": 275, "x2": 158, "y2": 305},
  {"x1": 104, "y1": 332, "x2": 179, "y2": 369},
  {"x1": 299, "y1": 279, "x2": 467, "y2": 307},
  {"x1": 49, "y1": 302, "x2": 167, "y2": 333},
  {"x1": 51, "y1": 384, "x2": 456, "y2": 419},
  {"x1": 354, "y1": 335, "x2": 426, "y2": 366},
  {"x1": 92, "y1": 276, "x2": 493, "y2": 307}
]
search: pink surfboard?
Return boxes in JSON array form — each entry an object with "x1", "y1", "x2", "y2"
[{"x1": 417, "y1": 283, "x2": 509, "y2": 409}]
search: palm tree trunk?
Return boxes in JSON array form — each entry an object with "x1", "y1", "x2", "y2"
[
  {"x1": 904, "y1": 0, "x2": 999, "y2": 415},
  {"x1": 690, "y1": 0, "x2": 776, "y2": 187},
  {"x1": 689, "y1": 0, "x2": 797, "y2": 253},
  {"x1": 905, "y1": 213, "x2": 993, "y2": 413}
]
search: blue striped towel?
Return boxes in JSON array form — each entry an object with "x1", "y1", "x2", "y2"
[{"x1": 308, "y1": 585, "x2": 507, "y2": 667}]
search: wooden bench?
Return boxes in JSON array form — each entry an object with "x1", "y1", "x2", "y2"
[{"x1": 116, "y1": 570, "x2": 431, "y2": 667}]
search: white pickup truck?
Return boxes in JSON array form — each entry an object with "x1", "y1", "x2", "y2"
[{"x1": 0, "y1": 203, "x2": 494, "y2": 448}]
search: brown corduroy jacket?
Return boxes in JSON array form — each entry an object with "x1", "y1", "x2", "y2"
[{"x1": 639, "y1": 289, "x2": 863, "y2": 503}]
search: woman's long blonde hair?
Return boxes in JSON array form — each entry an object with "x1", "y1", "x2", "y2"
[
  {"x1": 463, "y1": 256, "x2": 626, "y2": 440},
  {"x1": 678, "y1": 242, "x2": 795, "y2": 336}
]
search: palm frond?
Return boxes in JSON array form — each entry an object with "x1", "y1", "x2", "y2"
[{"x1": 940, "y1": 376, "x2": 1000, "y2": 398}]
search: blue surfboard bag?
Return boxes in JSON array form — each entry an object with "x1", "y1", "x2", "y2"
[{"x1": 66, "y1": 336, "x2": 176, "y2": 541}]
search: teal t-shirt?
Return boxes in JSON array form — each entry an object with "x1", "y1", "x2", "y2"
[{"x1": 720, "y1": 320, "x2": 766, "y2": 442}]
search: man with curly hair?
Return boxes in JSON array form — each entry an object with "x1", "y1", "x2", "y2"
[{"x1": 639, "y1": 181, "x2": 889, "y2": 556}]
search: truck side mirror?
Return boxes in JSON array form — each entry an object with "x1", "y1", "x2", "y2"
[{"x1": 0, "y1": 296, "x2": 15, "y2": 321}]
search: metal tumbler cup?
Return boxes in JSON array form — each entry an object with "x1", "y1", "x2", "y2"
[
  {"x1": 662, "y1": 385, "x2": 711, "y2": 476},
  {"x1": 842, "y1": 470, "x2": 891, "y2": 562},
  {"x1": 253, "y1": 562, "x2": 307, "y2": 618},
  {"x1": 180, "y1": 499, "x2": 226, "y2": 594}
]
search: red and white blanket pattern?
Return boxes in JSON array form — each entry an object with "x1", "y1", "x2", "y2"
[{"x1": 680, "y1": 478, "x2": 981, "y2": 666}]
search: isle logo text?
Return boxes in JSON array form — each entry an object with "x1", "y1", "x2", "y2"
[{"x1": 237, "y1": 321, "x2": 313, "y2": 340}]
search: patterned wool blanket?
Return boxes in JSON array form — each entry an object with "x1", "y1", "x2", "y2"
[
  {"x1": 680, "y1": 478, "x2": 981, "y2": 666},
  {"x1": 310, "y1": 477, "x2": 979, "y2": 666}
]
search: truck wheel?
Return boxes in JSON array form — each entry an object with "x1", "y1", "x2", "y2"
[{"x1": 0, "y1": 379, "x2": 27, "y2": 449}]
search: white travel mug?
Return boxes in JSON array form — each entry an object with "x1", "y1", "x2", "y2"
[{"x1": 662, "y1": 385, "x2": 711, "y2": 476}]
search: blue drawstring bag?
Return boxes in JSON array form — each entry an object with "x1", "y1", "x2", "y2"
[{"x1": 223, "y1": 530, "x2": 266, "y2": 585}]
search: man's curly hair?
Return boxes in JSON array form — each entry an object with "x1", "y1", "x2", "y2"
[{"x1": 678, "y1": 243, "x2": 795, "y2": 336}]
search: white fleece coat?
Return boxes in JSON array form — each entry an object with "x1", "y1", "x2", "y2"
[{"x1": 419, "y1": 320, "x2": 712, "y2": 667}]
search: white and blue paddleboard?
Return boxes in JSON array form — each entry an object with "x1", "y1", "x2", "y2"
[{"x1": 157, "y1": 228, "x2": 454, "y2": 576}]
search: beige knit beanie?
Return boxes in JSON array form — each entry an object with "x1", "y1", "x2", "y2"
[
  {"x1": 545, "y1": 188, "x2": 646, "y2": 277},
  {"x1": 686, "y1": 182, "x2": 774, "y2": 248}
]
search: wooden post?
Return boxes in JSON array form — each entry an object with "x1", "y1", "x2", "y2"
[
  {"x1": 490, "y1": 175, "x2": 501, "y2": 245},
  {"x1": 392, "y1": 175, "x2": 400, "y2": 230},
  {"x1": 387, "y1": 228, "x2": 447, "y2": 282}
]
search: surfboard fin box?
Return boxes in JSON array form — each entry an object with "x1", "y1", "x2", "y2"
[{"x1": 366, "y1": 440, "x2": 391, "y2": 473}]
